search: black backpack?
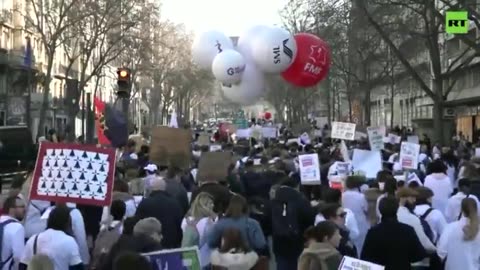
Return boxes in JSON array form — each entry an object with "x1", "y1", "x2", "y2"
[
  {"x1": 0, "y1": 219, "x2": 18, "y2": 269},
  {"x1": 271, "y1": 198, "x2": 299, "y2": 239},
  {"x1": 418, "y1": 208, "x2": 435, "y2": 243}
]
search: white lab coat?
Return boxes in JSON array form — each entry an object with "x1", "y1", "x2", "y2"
[
  {"x1": 0, "y1": 216, "x2": 24, "y2": 270},
  {"x1": 414, "y1": 204, "x2": 447, "y2": 242},
  {"x1": 437, "y1": 217, "x2": 480, "y2": 270},
  {"x1": 397, "y1": 206, "x2": 436, "y2": 252},
  {"x1": 445, "y1": 192, "x2": 480, "y2": 223},
  {"x1": 342, "y1": 189, "x2": 370, "y2": 253},
  {"x1": 424, "y1": 173, "x2": 453, "y2": 215}
]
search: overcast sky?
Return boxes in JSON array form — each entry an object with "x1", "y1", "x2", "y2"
[{"x1": 161, "y1": 0, "x2": 288, "y2": 37}]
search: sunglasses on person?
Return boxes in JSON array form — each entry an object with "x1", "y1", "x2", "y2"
[{"x1": 337, "y1": 211, "x2": 347, "y2": 218}]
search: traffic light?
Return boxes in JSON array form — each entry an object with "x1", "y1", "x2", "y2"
[{"x1": 117, "y1": 67, "x2": 131, "y2": 97}]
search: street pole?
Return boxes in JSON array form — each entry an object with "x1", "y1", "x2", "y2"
[
  {"x1": 81, "y1": 90, "x2": 85, "y2": 143},
  {"x1": 86, "y1": 92, "x2": 94, "y2": 144}
]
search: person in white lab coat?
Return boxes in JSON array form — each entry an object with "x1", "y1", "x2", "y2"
[
  {"x1": 437, "y1": 197, "x2": 480, "y2": 270},
  {"x1": 396, "y1": 188, "x2": 436, "y2": 253},
  {"x1": 413, "y1": 187, "x2": 447, "y2": 243},
  {"x1": 445, "y1": 178, "x2": 480, "y2": 223},
  {"x1": 342, "y1": 176, "x2": 369, "y2": 253},
  {"x1": 424, "y1": 160, "x2": 453, "y2": 215},
  {"x1": 0, "y1": 197, "x2": 25, "y2": 270}
]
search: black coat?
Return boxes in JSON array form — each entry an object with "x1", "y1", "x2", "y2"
[
  {"x1": 271, "y1": 186, "x2": 316, "y2": 258},
  {"x1": 136, "y1": 190, "x2": 183, "y2": 249},
  {"x1": 361, "y1": 219, "x2": 428, "y2": 270}
]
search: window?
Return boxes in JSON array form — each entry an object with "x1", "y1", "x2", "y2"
[
  {"x1": 0, "y1": 110, "x2": 4, "y2": 126},
  {"x1": 2, "y1": 31, "x2": 9, "y2": 49}
]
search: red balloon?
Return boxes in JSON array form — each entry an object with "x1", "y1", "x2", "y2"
[
  {"x1": 264, "y1": 112, "x2": 272, "y2": 120},
  {"x1": 281, "y1": 33, "x2": 331, "y2": 88}
]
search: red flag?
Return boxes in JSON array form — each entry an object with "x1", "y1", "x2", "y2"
[{"x1": 94, "y1": 97, "x2": 110, "y2": 145}]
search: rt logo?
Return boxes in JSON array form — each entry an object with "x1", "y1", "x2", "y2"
[{"x1": 446, "y1": 11, "x2": 469, "y2": 34}]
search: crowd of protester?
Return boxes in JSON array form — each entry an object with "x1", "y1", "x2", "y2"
[{"x1": 2, "y1": 126, "x2": 480, "y2": 270}]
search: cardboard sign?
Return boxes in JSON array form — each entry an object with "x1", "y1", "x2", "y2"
[
  {"x1": 150, "y1": 126, "x2": 191, "y2": 169},
  {"x1": 331, "y1": 122, "x2": 356, "y2": 141},
  {"x1": 196, "y1": 152, "x2": 232, "y2": 183}
]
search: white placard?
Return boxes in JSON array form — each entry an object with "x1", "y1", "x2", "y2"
[
  {"x1": 299, "y1": 132, "x2": 311, "y2": 145},
  {"x1": 352, "y1": 149, "x2": 383, "y2": 179},
  {"x1": 367, "y1": 126, "x2": 385, "y2": 151},
  {"x1": 340, "y1": 140, "x2": 350, "y2": 162},
  {"x1": 331, "y1": 122, "x2": 356, "y2": 141},
  {"x1": 399, "y1": 142, "x2": 420, "y2": 170},
  {"x1": 209, "y1": 144, "x2": 222, "y2": 152},
  {"x1": 384, "y1": 133, "x2": 401, "y2": 144},
  {"x1": 339, "y1": 256, "x2": 385, "y2": 270},
  {"x1": 235, "y1": 129, "x2": 251, "y2": 138},
  {"x1": 298, "y1": 154, "x2": 320, "y2": 184},
  {"x1": 407, "y1": 135, "x2": 419, "y2": 144},
  {"x1": 261, "y1": 127, "x2": 277, "y2": 138}
]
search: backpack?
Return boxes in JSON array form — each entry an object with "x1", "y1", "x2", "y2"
[
  {"x1": 181, "y1": 219, "x2": 200, "y2": 247},
  {"x1": 91, "y1": 222, "x2": 122, "y2": 269},
  {"x1": 271, "y1": 198, "x2": 300, "y2": 239},
  {"x1": 0, "y1": 219, "x2": 18, "y2": 269},
  {"x1": 418, "y1": 208, "x2": 435, "y2": 243}
]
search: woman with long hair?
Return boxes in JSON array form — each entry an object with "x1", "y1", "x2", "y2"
[
  {"x1": 207, "y1": 195, "x2": 266, "y2": 253},
  {"x1": 437, "y1": 198, "x2": 480, "y2": 269},
  {"x1": 182, "y1": 192, "x2": 217, "y2": 269},
  {"x1": 210, "y1": 228, "x2": 259, "y2": 270}
]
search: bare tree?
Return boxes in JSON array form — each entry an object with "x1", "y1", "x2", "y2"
[
  {"x1": 20, "y1": 0, "x2": 91, "y2": 137},
  {"x1": 59, "y1": 0, "x2": 156, "y2": 138},
  {"x1": 357, "y1": 0, "x2": 479, "y2": 142}
]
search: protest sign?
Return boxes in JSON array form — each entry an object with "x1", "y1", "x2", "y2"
[
  {"x1": 30, "y1": 143, "x2": 116, "y2": 206},
  {"x1": 407, "y1": 135, "x2": 419, "y2": 144},
  {"x1": 261, "y1": 127, "x2": 277, "y2": 138},
  {"x1": 352, "y1": 149, "x2": 382, "y2": 179},
  {"x1": 339, "y1": 256, "x2": 385, "y2": 270},
  {"x1": 331, "y1": 122, "x2": 356, "y2": 141},
  {"x1": 196, "y1": 152, "x2": 232, "y2": 183},
  {"x1": 143, "y1": 247, "x2": 201, "y2": 270},
  {"x1": 298, "y1": 153, "x2": 321, "y2": 184},
  {"x1": 384, "y1": 134, "x2": 401, "y2": 144},
  {"x1": 367, "y1": 127, "x2": 385, "y2": 151},
  {"x1": 399, "y1": 142, "x2": 420, "y2": 170},
  {"x1": 150, "y1": 126, "x2": 191, "y2": 169}
]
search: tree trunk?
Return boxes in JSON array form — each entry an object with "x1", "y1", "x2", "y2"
[
  {"x1": 364, "y1": 86, "x2": 371, "y2": 126},
  {"x1": 432, "y1": 78, "x2": 445, "y2": 144},
  {"x1": 36, "y1": 55, "x2": 55, "y2": 138}
]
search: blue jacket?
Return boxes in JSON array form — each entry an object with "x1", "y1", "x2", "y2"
[{"x1": 207, "y1": 216, "x2": 266, "y2": 251}]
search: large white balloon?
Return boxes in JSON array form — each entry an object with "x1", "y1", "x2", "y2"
[
  {"x1": 192, "y1": 30, "x2": 234, "y2": 69},
  {"x1": 237, "y1": 25, "x2": 270, "y2": 61},
  {"x1": 212, "y1": 49, "x2": 246, "y2": 84},
  {"x1": 251, "y1": 27, "x2": 297, "y2": 73},
  {"x1": 221, "y1": 64, "x2": 265, "y2": 105}
]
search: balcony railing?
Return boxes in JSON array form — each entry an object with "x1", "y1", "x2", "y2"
[{"x1": 60, "y1": 64, "x2": 79, "y2": 79}]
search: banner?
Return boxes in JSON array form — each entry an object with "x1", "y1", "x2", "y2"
[
  {"x1": 143, "y1": 247, "x2": 201, "y2": 270},
  {"x1": 93, "y1": 97, "x2": 110, "y2": 145},
  {"x1": 30, "y1": 142, "x2": 116, "y2": 206}
]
